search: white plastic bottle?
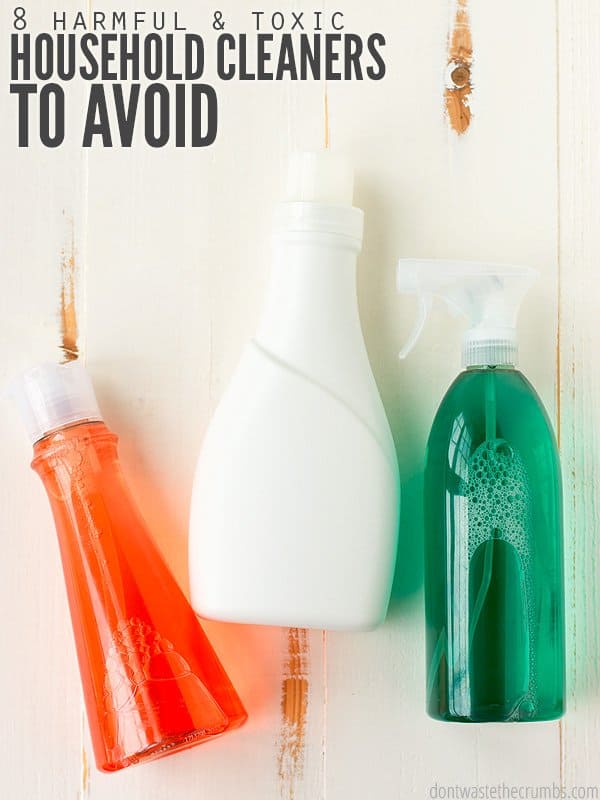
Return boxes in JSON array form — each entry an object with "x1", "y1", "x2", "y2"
[{"x1": 189, "y1": 152, "x2": 400, "y2": 630}]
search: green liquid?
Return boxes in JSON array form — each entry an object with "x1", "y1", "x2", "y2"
[{"x1": 424, "y1": 368, "x2": 565, "y2": 722}]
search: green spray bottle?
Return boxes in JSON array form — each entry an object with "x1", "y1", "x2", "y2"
[{"x1": 397, "y1": 259, "x2": 565, "y2": 722}]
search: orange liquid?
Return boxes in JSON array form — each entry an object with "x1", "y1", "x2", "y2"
[{"x1": 32, "y1": 421, "x2": 246, "y2": 772}]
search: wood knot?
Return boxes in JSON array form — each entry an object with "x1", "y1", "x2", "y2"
[{"x1": 450, "y1": 65, "x2": 471, "y2": 88}]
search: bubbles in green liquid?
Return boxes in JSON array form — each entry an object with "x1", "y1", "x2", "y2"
[
  {"x1": 465, "y1": 439, "x2": 531, "y2": 562},
  {"x1": 463, "y1": 438, "x2": 537, "y2": 719}
]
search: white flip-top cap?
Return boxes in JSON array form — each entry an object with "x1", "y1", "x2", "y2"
[
  {"x1": 274, "y1": 150, "x2": 363, "y2": 243},
  {"x1": 11, "y1": 362, "x2": 102, "y2": 444}
]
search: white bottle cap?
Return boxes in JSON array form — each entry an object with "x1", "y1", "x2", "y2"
[
  {"x1": 462, "y1": 328, "x2": 519, "y2": 369},
  {"x1": 275, "y1": 151, "x2": 363, "y2": 243},
  {"x1": 11, "y1": 362, "x2": 102, "y2": 444},
  {"x1": 286, "y1": 151, "x2": 354, "y2": 205}
]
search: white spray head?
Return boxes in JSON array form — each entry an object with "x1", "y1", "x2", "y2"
[
  {"x1": 10, "y1": 361, "x2": 102, "y2": 444},
  {"x1": 396, "y1": 259, "x2": 539, "y2": 368},
  {"x1": 274, "y1": 151, "x2": 363, "y2": 244}
]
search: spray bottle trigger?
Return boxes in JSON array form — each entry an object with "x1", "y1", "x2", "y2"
[{"x1": 399, "y1": 294, "x2": 432, "y2": 360}]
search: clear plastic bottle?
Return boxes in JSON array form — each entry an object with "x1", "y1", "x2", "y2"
[
  {"x1": 397, "y1": 259, "x2": 565, "y2": 722},
  {"x1": 13, "y1": 363, "x2": 246, "y2": 770}
]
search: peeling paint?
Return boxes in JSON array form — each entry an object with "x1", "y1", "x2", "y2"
[
  {"x1": 81, "y1": 742, "x2": 90, "y2": 798},
  {"x1": 59, "y1": 227, "x2": 79, "y2": 362},
  {"x1": 277, "y1": 628, "x2": 309, "y2": 800},
  {"x1": 445, "y1": 0, "x2": 473, "y2": 134}
]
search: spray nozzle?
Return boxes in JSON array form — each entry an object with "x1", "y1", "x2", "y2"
[{"x1": 396, "y1": 259, "x2": 539, "y2": 368}]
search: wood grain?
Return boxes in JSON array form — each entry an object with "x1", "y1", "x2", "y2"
[
  {"x1": 0, "y1": 2, "x2": 90, "y2": 796},
  {"x1": 445, "y1": 0, "x2": 473, "y2": 134},
  {"x1": 558, "y1": 0, "x2": 600, "y2": 789},
  {"x1": 278, "y1": 628, "x2": 310, "y2": 799},
  {"x1": 59, "y1": 221, "x2": 80, "y2": 363}
]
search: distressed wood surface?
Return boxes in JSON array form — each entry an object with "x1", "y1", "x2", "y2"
[
  {"x1": 0, "y1": 0, "x2": 598, "y2": 798},
  {"x1": 558, "y1": 0, "x2": 600, "y2": 792}
]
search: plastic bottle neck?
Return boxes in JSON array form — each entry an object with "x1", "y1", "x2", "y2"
[
  {"x1": 33, "y1": 416, "x2": 105, "y2": 445},
  {"x1": 462, "y1": 333, "x2": 518, "y2": 370},
  {"x1": 32, "y1": 420, "x2": 116, "y2": 472},
  {"x1": 465, "y1": 363, "x2": 517, "y2": 372}
]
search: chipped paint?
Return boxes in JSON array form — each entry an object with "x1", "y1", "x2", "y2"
[
  {"x1": 59, "y1": 227, "x2": 79, "y2": 362},
  {"x1": 81, "y1": 742, "x2": 89, "y2": 798},
  {"x1": 445, "y1": 0, "x2": 473, "y2": 134},
  {"x1": 277, "y1": 628, "x2": 309, "y2": 800}
]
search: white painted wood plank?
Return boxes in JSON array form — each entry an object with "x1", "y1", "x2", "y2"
[
  {"x1": 324, "y1": 1, "x2": 561, "y2": 796},
  {"x1": 0, "y1": 3, "x2": 90, "y2": 797},
  {"x1": 558, "y1": 0, "x2": 600, "y2": 791}
]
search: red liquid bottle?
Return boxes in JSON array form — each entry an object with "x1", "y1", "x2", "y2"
[{"x1": 13, "y1": 363, "x2": 246, "y2": 772}]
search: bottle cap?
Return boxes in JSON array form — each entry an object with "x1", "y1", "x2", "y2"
[
  {"x1": 285, "y1": 151, "x2": 354, "y2": 205},
  {"x1": 274, "y1": 150, "x2": 363, "y2": 244},
  {"x1": 10, "y1": 362, "x2": 102, "y2": 444}
]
